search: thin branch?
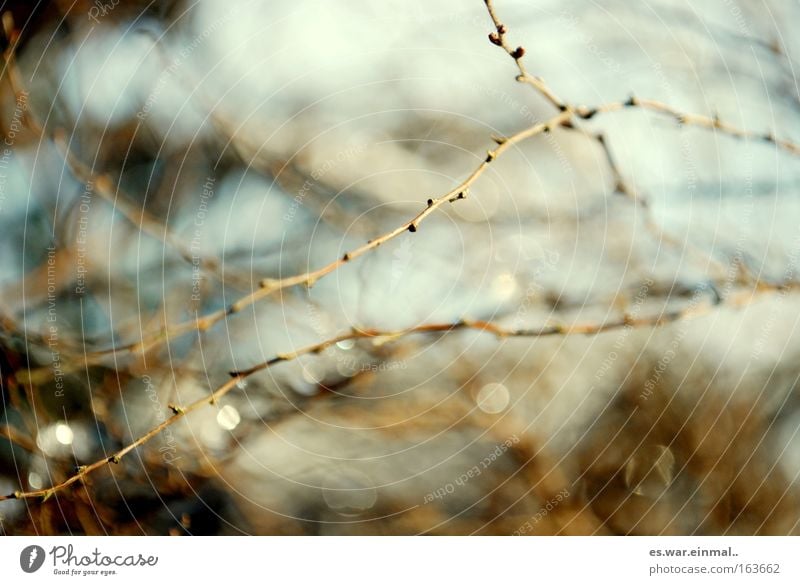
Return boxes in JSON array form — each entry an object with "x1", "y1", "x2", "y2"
[
  {"x1": 0, "y1": 424, "x2": 38, "y2": 453},
  {"x1": 1, "y1": 282, "x2": 787, "y2": 503}
]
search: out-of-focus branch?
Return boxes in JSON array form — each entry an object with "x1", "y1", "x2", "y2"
[
  {"x1": 50, "y1": 131, "x2": 251, "y2": 290},
  {"x1": 590, "y1": 130, "x2": 737, "y2": 281},
  {"x1": 1, "y1": 14, "x2": 249, "y2": 291}
]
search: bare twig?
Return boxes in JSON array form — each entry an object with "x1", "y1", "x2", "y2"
[
  {"x1": 573, "y1": 96, "x2": 799, "y2": 156},
  {"x1": 484, "y1": 0, "x2": 566, "y2": 111}
]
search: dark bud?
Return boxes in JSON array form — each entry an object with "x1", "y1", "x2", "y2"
[
  {"x1": 511, "y1": 46, "x2": 525, "y2": 59},
  {"x1": 497, "y1": 24, "x2": 507, "y2": 34},
  {"x1": 427, "y1": 198, "x2": 434, "y2": 206},
  {"x1": 488, "y1": 32, "x2": 502, "y2": 46},
  {"x1": 408, "y1": 224, "x2": 417, "y2": 233}
]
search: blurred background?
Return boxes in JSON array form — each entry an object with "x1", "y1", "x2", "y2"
[{"x1": 1, "y1": 0, "x2": 800, "y2": 534}]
